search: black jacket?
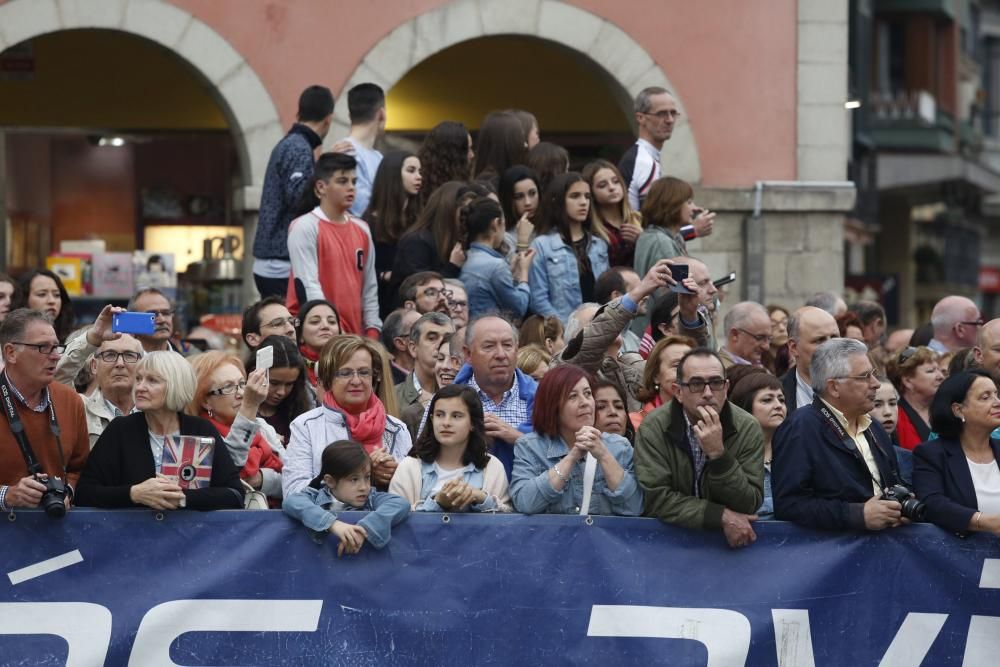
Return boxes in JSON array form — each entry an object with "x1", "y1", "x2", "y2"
[
  {"x1": 772, "y1": 398, "x2": 900, "y2": 530},
  {"x1": 913, "y1": 437, "x2": 1000, "y2": 535},
  {"x1": 76, "y1": 412, "x2": 243, "y2": 511},
  {"x1": 780, "y1": 370, "x2": 799, "y2": 412}
]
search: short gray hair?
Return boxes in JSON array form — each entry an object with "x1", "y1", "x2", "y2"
[
  {"x1": 128, "y1": 287, "x2": 171, "y2": 312},
  {"x1": 804, "y1": 291, "x2": 840, "y2": 316},
  {"x1": 0, "y1": 308, "x2": 53, "y2": 347},
  {"x1": 634, "y1": 86, "x2": 670, "y2": 114},
  {"x1": 443, "y1": 278, "x2": 466, "y2": 294},
  {"x1": 810, "y1": 338, "x2": 869, "y2": 395},
  {"x1": 136, "y1": 351, "x2": 196, "y2": 411},
  {"x1": 409, "y1": 311, "x2": 453, "y2": 344},
  {"x1": 564, "y1": 303, "x2": 599, "y2": 343},
  {"x1": 723, "y1": 301, "x2": 768, "y2": 336}
]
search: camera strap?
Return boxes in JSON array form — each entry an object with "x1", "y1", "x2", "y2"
[
  {"x1": 0, "y1": 371, "x2": 66, "y2": 478},
  {"x1": 813, "y1": 398, "x2": 887, "y2": 492}
]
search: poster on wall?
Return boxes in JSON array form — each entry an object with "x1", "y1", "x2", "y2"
[{"x1": 133, "y1": 251, "x2": 177, "y2": 301}]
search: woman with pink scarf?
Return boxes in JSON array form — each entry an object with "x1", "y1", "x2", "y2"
[{"x1": 282, "y1": 335, "x2": 412, "y2": 497}]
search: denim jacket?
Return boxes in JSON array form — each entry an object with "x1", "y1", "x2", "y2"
[
  {"x1": 509, "y1": 431, "x2": 643, "y2": 516},
  {"x1": 282, "y1": 485, "x2": 410, "y2": 549},
  {"x1": 529, "y1": 232, "x2": 609, "y2": 322},
  {"x1": 389, "y1": 456, "x2": 512, "y2": 512},
  {"x1": 460, "y1": 243, "x2": 531, "y2": 318}
]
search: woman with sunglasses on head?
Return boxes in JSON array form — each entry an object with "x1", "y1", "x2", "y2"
[
  {"x1": 186, "y1": 352, "x2": 284, "y2": 504},
  {"x1": 390, "y1": 384, "x2": 511, "y2": 512},
  {"x1": 295, "y1": 299, "x2": 341, "y2": 393},
  {"x1": 283, "y1": 335, "x2": 411, "y2": 497},
  {"x1": 887, "y1": 346, "x2": 944, "y2": 450}
]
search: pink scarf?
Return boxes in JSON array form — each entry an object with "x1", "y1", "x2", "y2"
[{"x1": 323, "y1": 391, "x2": 386, "y2": 454}]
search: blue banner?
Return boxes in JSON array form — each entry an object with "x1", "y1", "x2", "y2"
[{"x1": 2, "y1": 510, "x2": 1000, "y2": 666}]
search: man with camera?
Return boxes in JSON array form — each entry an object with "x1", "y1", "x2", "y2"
[
  {"x1": 772, "y1": 338, "x2": 912, "y2": 531},
  {"x1": 0, "y1": 309, "x2": 90, "y2": 515}
]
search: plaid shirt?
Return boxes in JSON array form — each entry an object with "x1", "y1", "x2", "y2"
[
  {"x1": 466, "y1": 374, "x2": 528, "y2": 430},
  {"x1": 684, "y1": 413, "x2": 708, "y2": 498}
]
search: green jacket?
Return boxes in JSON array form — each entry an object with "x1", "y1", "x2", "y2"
[{"x1": 634, "y1": 399, "x2": 764, "y2": 530}]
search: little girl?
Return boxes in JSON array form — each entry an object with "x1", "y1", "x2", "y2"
[
  {"x1": 390, "y1": 384, "x2": 511, "y2": 512},
  {"x1": 283, "y1": 440, "x2": 409, "y2": 556}
]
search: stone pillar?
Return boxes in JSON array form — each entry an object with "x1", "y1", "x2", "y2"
[{"x1": 692, "y1": 184, "x2": 855, "y2": 316}]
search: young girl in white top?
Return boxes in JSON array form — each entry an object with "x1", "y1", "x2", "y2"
[{"x1": 389, "y1": 384, "x2": 511, "y2": 512}]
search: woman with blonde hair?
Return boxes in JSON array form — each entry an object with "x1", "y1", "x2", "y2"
[
  {"x1": 186, "y1": 351, "x2": 284, "y2": 505},
  {"x1": 887, "y1": 346, "x2": 945, "y2": 450},
  {"x1": 516, "y1": 344, "x2": 551, "y2": 382},
  {"x1": 519, "y1": 315, "x2": 565, "y2": 357},
  {"x1": 282, "y1": 335, "x2": 411, "y2": 497},
  {"x1": 583, "y1": 159, "x2": 643, "y2": 267}
]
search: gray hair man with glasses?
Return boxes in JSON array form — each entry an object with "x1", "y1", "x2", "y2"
[
  {"x1": 772, "y1": 338, "x2": 907, "y2": 531},
  {"x1": 634, "y1": 347, "x2": 765, "y2": 549},
  {"x1": 719, "y1": 301, "x2": 772, "y2": 370},
  {"x1": 0, "y1": 308, "x2": 90, "y2": 512},
  {"x1": 127, "y1": 288, "x2": 179, "y2": 353},
  {"x1": 929, "y1": 295, "x2": 983, "y2": 354},
  {"x1": 55, "y1": 305, "x2": 146, "y2": 447}
]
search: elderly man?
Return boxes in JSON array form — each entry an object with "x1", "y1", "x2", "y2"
[
  {"x1": 433, "y1": 315, "x2": 538, "y2": 478},
  {"x1": 718, "y1": 301, "x2": 771, "y2": 369},
  {"x1": 772, "y1": 338, "x2": 906, "y2": 531},
  {"x1": 395, "y1": 312, "x2": 454, "y2": 414},
  {"x1": 382, "y1": 308, "x2": 421, "y2": 385},
  {"x1": 55, "y1": 305, "x2": 146, "y2": 447},
  {"x1": 780, "y1": 306, "x2": 840, "y2": 412},
  {"x1": 805, "y1": 291, "x2": 847, "y2": 317},
  {"x1": 443, "y1": 278, "x2": 469, "y2": 328},
  {"x1": 0, "y1": 309, "x2": 90, "y2": 512},
  {"x1": 928, "y1": 295, "x2": 982, "y2": 354},
  {"x1": 974, "y1": 319, "x2": 1000, "y2": 378},
  {"x1": 634, "y1": 348, "x2": 764, "y2": 549},
  {"x1": 128, "y1": 288, "x2": 181, "y2": 353}
]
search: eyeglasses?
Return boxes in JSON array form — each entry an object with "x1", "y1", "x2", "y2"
[
  {"x1": 95, "y1": 350, "x2": 141, "y2": 364},
  {"x1": 263, "y1": 316, "x2": 299, "y2": 329},
  {"x1": 641, "y1": 109, "x2": 681, "y2": 120},
  {"x1": 421, "y1": 287, "x2": 452, "y2": 300},
  {"x1": 448, "y1": 300, "x2": 468, "y2": 311},
  {"x1": 12, "y1": 342, "x2": 66, "y2": 355},
  {"x1": 333, "y1": 368, "x2": 375, "y2": 381},
  {"x1": 679, "y1": 377, "x2": 727, "y2": 393},
  {"x1": 834, "y1": 369, "x2": 878, "y2": 383},
  {"x1": 144, "y1": 309, "x2": 175, "y2": 320},
  {"x1": 738, "y1": 328, "x2": 772, "y2": 344},
  {"x1": 961, "y1": 319, "x2": 985, "y2": 327},
  {"x1": 208, "y1": 380, "x2": 246, "y2": 396}
]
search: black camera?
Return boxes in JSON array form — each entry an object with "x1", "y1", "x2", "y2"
[
  {"x1": 882, "y1": 484, "x2": 926, "y2": 521},
  {"x1": 37, "y1": 475, "x2": 67, "y2": 519}
]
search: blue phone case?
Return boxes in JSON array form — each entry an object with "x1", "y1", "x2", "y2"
[{"x1": 112, "y1": 312, "x2": 156, "y2": 335}]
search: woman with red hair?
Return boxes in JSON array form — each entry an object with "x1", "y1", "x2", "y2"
[{"x1": 509, "y1": 365, "x2": 643, "y2": 515}]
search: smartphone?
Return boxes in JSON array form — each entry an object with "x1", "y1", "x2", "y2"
[
  {"x1": 713, "y1": 272, "x2": 737, "y2": 289},
  {"x1": 112, "y1": 311, "x2": 156, "y2": 335},
  {"x1": 669, "y1": 264, "x2": 697, "y2": 295},
  {"x1": 256, "y1": 345, "x2": 274, "y2": 371}
]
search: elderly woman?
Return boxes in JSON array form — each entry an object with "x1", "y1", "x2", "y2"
[
  {"x1": 282, "y1": 335, "x2": 412, "y2": 497},
  {"x1": 913, "y1": 369, "x2": 1000, "y2": 536},
  {"x1": 76, "y1": 351, "x2": 243, "y2": 510},
  {"x1": 186, "y1": 351, "x2": 284, "y2": 504},
  {"x1": 887, "y1": 346, "x2": 944, "y2": 450},
  {"x1": 630, "y1": 335, "x2": 695, "y2": 429},
  {"x1": 510, "y1": 365, "x2": 642, "y2": 515},
  {"x1": 730, "y1": 372, "x2": 787, "y2": 520}
]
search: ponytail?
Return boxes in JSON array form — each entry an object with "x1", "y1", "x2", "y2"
[{"x1": 461, "y1": 196, "x2": 504, "y2": 249}]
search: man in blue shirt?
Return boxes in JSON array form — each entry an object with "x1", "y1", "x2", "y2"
[{"x1": 337, "y1": 83, "x2": 385, "y2": 217}]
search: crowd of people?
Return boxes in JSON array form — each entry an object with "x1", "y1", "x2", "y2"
[{"x1": 2, "y1": 82, "x2": 999, "y2": 557}]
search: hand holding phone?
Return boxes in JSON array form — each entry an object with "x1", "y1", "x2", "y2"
[
  {"x1": 112, "y1": 312, "x2": 156, "y2": 335},
  {"x1": 256, "y1": 345, "x2": 274, "y2": 383}
]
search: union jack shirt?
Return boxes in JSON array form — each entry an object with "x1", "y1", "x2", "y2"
[{"x1": 161, "y1": 435, "x2": 215, "y2": 490}]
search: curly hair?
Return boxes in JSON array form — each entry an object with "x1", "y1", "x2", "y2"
[{"x1": 418, "y1": 121, "x2": 471, "y2": 206}]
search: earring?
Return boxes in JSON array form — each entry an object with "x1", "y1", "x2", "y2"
[
  {"x1": 961, "y1": 415, "x2": 966, "y2": 423},
  {"x1": 654, "y1": 383, "x2": 660, "y2": 391},
  {"x1": 207, "y1": 408, "x2": 214, "y2": 418}
]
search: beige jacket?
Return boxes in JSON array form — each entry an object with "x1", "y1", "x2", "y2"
[{"x1": 389, "y1": 455, "x2": 512, "y2": 512}]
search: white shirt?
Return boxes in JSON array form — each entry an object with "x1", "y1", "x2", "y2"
[
  {"x1": 795, "y1": 370, "x2": 813, "y2": 410},
  {"x1": 820, "y1": 399, "x2": 881, "y2": 496},
  {"x1": 430, "y1": 462, "x2": 476, "y2": 496},
  {"x1": 968, "y1": 458, "x2": 1000, "y2": 515}
]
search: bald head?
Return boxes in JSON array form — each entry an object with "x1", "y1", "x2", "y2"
[
  {"x1": 723, "y1": 301, "x2": 771, "y2": 364},
  {"x1": 931, "y1": 296, "x2": 981, "y2": 349},
  {"x1": 975, "y1": 318, "x2": 1000, "y2": 377},
  {"x1": 670, "y1": 256, "x2": 717, "y2": 309},
  {"x1": 885, "y1": 328, "x2": 914, "y2": 355},
  {"x1": 787, "y1": 306, "x2": 840, "y2": 381}
]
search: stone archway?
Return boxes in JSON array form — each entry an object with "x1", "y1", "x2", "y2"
[
  {"x1": 0, "y1": 0, "x2": 283, "y2": 198},
  {"x1": 334, "y1": 0, "x2": 701, "y2": 182}
]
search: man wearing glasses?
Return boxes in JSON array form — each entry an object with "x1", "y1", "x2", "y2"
[
  {"x1": 0, "y1": 309, "x2": 90, "y2": 512},
  {"x1": 928, "y1": 295, "x2": 983, "y2": 354},
  {"x1": 634, "y1": 348, "x2": 765, "y2": 548},
  {"x1": 772, "y1": 338, "x2": 907, "y2": 531},
  {"x1": 618, "y1": 86, "x2": 677, "y2": 211},
  {"x1": 398, "y1": 272, "x2": 452, "y2": 316},
  {"x1": 241, "y1": 296, "x2": 298, "y2": 351},
  {"x1": 718, "y1": 301, "x2": 772, "y2": 369},
  {"x1": 55, "y1": 305, "x2": 146, "y2": 447}
]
